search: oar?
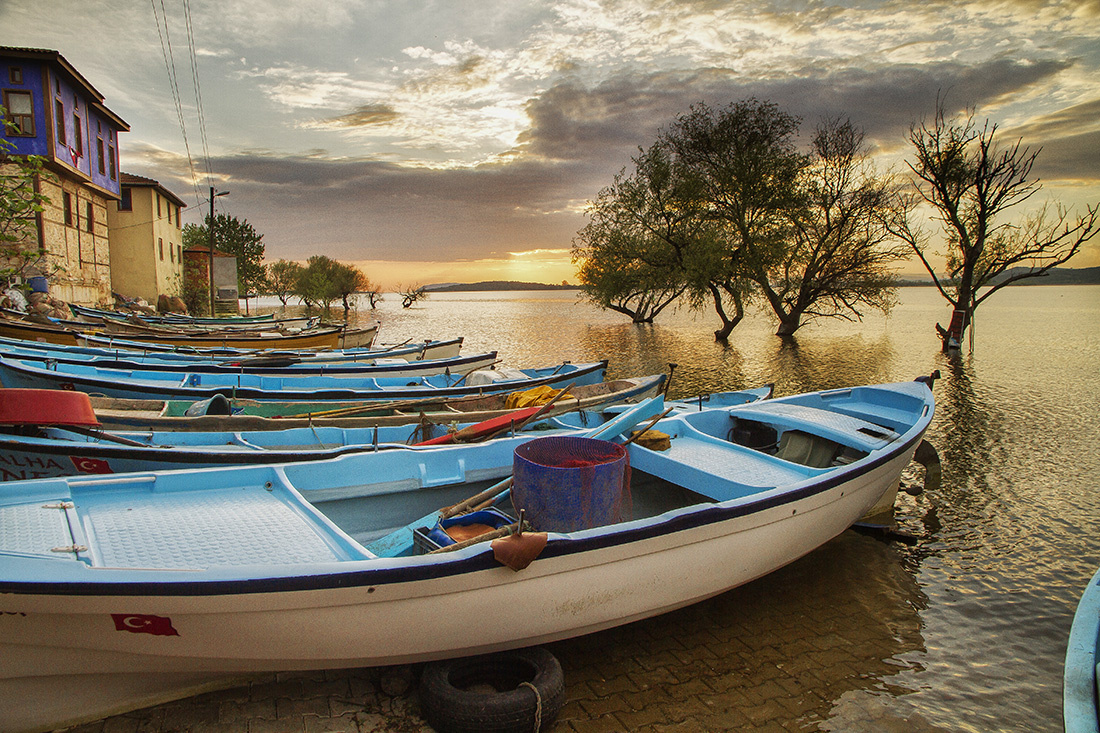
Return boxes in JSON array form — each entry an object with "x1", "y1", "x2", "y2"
[{"x1": 469, "y1": 381, "x2": 577, "y2": 443}]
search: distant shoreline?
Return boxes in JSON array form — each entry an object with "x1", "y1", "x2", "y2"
[{"x1": 424, "y1": 267, "x2": 1100, "y2": 292}]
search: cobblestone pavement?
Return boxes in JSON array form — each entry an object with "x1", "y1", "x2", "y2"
[{"x1": 63, "y1": 531, "x2": 942, "y2": 733}]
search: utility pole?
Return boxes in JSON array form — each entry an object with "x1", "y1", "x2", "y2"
[{"x1": 207, "y1": 186, "x2": 229, "y2": 317}]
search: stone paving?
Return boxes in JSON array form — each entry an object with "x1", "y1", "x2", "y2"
[{"x1": 62, "y1": 531, "x2": 942, "y2": 733}]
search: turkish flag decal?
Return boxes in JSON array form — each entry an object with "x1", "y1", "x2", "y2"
[
  {"x1": 111, "y1": 613, "x2": 179, "y2": 636},
  {"x1": 71, "y1": 456, "x2": 112, "y2": 474}
]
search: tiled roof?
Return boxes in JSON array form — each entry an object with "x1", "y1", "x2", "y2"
[{"x1": 119, "y1": 172, "x2": 188, "y2": 208}]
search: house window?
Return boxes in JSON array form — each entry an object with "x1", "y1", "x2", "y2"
[
  {"x1": 63, "y1": 192, "x2": 73, "y2": 226},
  {"x1": 119, "y1": 187, "x2": 132, "y2": 211},
  {"x1": 177, "y1": 244, "x2": 182, "y2": 262},
  {"x1": 9, "y1": 67, "x2": 22, "y2": 84},
  {"x1": 72, "y1": 111, "x2": 82, "y2": 156},
  {"x1": 96, "y1": 138, "x2": 105, "y2": 175},
  {"x1": 169, "y1": 242, "x2": 175, "y2": 262},
  {"x1": 86, "y1": 201, "x2": 94, "y2": 233},
  {"x1": 2, "y1": 90, "x2": 34, "y2": 136},
  {"x1": 108, "y1": 143, "x2": 116, "y2": 179},
  {"x1": 156, "y1": 193, "x2": 162, "y2": 218},
  {"x1": 159, "y1": 238, "x2": 164, "y2": 261},
  {"x1": 54, "y1": 99, "x2": 65, "y2": 145}
]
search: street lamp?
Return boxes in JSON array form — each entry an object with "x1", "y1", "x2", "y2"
[{"x1": 208, "y1": 186, "x2": 229, "y2": 317}]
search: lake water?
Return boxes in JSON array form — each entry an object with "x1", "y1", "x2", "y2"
[{"x1": 252, "y1": 285, "x2": 1100, "y2": 732}]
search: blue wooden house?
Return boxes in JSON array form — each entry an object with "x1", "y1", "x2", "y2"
[{"x1": 1, "y1": 46, "x2": 129, "y2": 305}]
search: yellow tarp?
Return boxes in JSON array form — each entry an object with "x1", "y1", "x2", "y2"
[{"x1": 505, "y1": 385, "x2": 573, "y2": 410}]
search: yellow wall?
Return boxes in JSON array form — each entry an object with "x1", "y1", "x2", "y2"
[{"x1": 106, "y1": 185, "x2": 183, "y2": 305}]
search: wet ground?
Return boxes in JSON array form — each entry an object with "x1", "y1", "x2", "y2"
[{"x1": 63, "y1": 529, "x2": 945, "y2": 733}]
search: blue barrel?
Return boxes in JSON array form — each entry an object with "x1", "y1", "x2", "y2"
[
  {"x1": 27, "y1": 276, "x2": 48, "y2": 293},
  {"x1": 512, "y1": 436, "x2": 628, "y2": 533}
]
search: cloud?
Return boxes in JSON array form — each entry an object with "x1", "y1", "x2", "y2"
[{"x1": 320, "y1": 104, "x2": 401, "y2": 128}]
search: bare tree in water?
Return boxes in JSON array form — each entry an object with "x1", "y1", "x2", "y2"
[{"x1": 888, "y1": 101, "x2": 1099, "y2": 351}]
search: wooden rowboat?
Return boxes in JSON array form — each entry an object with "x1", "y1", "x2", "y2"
[
  {"x1": 85, "y1": 374, "x2": 675, "y2": 431},
  {"x1": 0, "y1": 378, "x2": 935, "y2": 732},
  {"x1": 0, "y1": 356, "x2": 608, "y2": 401}
]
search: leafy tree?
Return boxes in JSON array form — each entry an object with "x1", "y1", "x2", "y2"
[
  {"x1": 294, "y1": 255, "x2": 340, "y2": 311},
  {"x1": 266, "y1": 259, "x2": 303, "y2": 306},
  {"x1": 757, "y1": 118, "x2": 908, "y2": 335},
  {"x1": 659, "y1": 99, "x2": 808, "y2": 339},
  {"x1": 0, "y1": 109, "x2": 55, "y2": 287},
  {"x1": 183, "y1": 213, "x2": 267, "y2": 296},
  {"x1": 330, "y1": 261, "x2": 368, "y2": 314},
  {"x1": 573, "y1": 142, "x2": 705, "y2": 323},
  {"x1": 887, "y1": 102, "x2": 1099, "y2": 350}
]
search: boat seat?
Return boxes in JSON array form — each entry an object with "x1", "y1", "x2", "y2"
[{"x1": 732, "y1": 403, "x2": 898, "y2": 452}]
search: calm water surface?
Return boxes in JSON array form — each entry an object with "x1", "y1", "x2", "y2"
[{"x1": 257, "y1": 285, "x2": 1100, "y2": 732}]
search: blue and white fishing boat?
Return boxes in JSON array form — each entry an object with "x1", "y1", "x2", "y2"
[
  {"x1": 0, "y1": 378, "x2": 935, "y2": 733},
  {"x1": 1065, "y1": 566, "x2": 1100, "y2": 733},
  {"x1": 0, "y1": 357, "x2": 607, "y2": 401},
  {"x1": 0, "y1": 334, "x2": 466, "y2": 364},
  {"x1": 0, "y1": 339, "x2": 498, "y2": 378},
  {"x1": 0, "y1": 376, "x2": 696, "y2": 479}
]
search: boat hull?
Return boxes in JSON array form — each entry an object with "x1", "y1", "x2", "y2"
[{"x1": 0, "y1": 441, "x2": 917, "y2": 732}]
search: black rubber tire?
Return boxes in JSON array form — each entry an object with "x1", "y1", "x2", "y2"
[{"x1": 419, "y1": 646, "x2": 565, "y2": 733}]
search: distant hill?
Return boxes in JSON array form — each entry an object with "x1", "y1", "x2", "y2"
[
  {"x1": 898, "y1": 266, "x2": 1100, "y2": 287},
  {"x1": 426, "y1": 280, "x2": 578, "y2": 292}
]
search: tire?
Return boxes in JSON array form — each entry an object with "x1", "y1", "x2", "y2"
[{"x1": 419, "y1": 646, "x2": 565, "y2": 733}]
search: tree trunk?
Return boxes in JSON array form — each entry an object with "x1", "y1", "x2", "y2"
[
  {"x1": 710, "y1": 284, "x2": 744, "y2": 342},
  {"x1": 775, "y1": 314, "x2": 801, "y2": 336}
]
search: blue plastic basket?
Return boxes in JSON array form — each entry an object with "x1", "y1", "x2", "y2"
[{"x1": 512, "y1": 436, "x2": 628, "y2": 533}]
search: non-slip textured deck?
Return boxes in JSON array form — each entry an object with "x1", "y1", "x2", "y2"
[
  {"x1": 78, "y1": 487, "x2": 344, "y2": 569},
  {"x1": 0, "y1": 501, "x2": 73, "y2": 557}
]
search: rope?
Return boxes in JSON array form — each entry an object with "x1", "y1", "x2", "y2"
[{"x1": 519, "y1": 681, "x2": 542, "y2": 732}]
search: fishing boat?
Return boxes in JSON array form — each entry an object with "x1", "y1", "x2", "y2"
[
  {"x1": 77, "y1": 334, "x2": 465, "y2": 362},
  {"x1": 0, "y1": 340, "x2": 499, "y2": 378},
  {"x1": 0, "y1": 356, "x2": 608, "y2": 401},
  {"x1": 76, "y1": 303, "x2": 280, "y2": 324},
  {"x1": 0, "y1": 378, "x2": 701, "y2": 478},
  {"x1": 87, "y1": 374, "x2": 678, "y2": 431},
  {"x1": 1064, "y1": 566, "x2": 1100, "y2": 733},
  {"x1": 0, "y1": 314, "x2": 348, "y2": 349},
  {"x1": 69, "y1": 304, "x2": 319, "y2": 331},
  {"x1": 0, "y1": 378, "x2": 935, "y2": 733},
  {"x1": 0, "y1": 334, "x2": 465, "y2": 365}
]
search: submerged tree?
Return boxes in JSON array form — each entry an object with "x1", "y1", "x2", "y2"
[
  {"x1": 266, "y1": 259, "x2": 303, "y2": 306},
  {"x1": 757, "y1": 119, "x2": 908, "y2": 335},
  {"x1": 329, "y1": 261, "x2": 368, "y2": 315},
  {"x1": 572, "y1": 143, "x2": 694, "y2": 323},
  {"x1": 294, "y1": 255, "x2": 340, "y2": 310},
  {"x1": 399, "y1": 284, "x2": 428, "y2": 308},
  {"x1": 887, "y1": 102, "x2": 1099, "y2": 350},
  {"x1": 660, "y1": 99, "x2": 807, "y2": 339}
]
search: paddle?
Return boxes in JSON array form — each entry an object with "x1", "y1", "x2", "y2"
[{"x1": 414, "y1": 382, "x2": 577, "y2": 446}]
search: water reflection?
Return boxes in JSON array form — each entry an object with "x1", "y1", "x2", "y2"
[
  {"x1": 764, "y1": 333, "x2": 899, "y2": 395},
  {"x1": 550, "y1": 532, "x2": 929, "y2": 731}
]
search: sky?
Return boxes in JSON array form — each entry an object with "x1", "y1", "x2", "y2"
[{"x1": 3, "y1": 0, "x2": 1099, "y2": 288}]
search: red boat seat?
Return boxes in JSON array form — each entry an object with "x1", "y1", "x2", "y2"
[{"x1": 0, "y1": 389, "x2": 100, "y2": 426}]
